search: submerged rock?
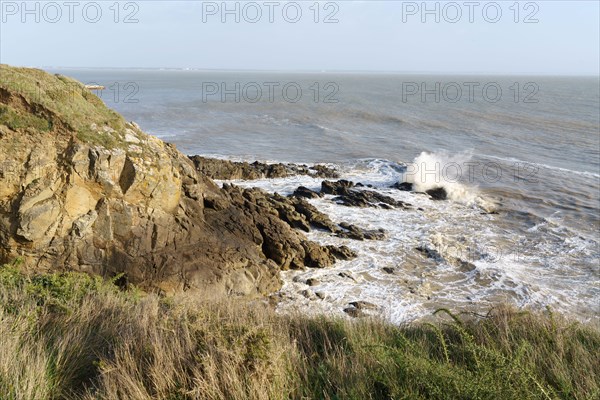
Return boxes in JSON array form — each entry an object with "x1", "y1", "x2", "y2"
[{"x1": 349, "y1": 301, "x2": 379, "y2": 311}]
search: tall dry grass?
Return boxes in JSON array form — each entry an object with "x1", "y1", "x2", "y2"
[{"x1": 1, "y1": 262, "x2": 598, "y2": 400}]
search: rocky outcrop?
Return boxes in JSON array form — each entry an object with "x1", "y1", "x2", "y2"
[
  {"x1": 391, "y1": 182, "x2": 413, "y2": 191},
  {"x1": 189, "y1": 156, "x2": 338, "y2": 180},
  {"x1": 0, "y1": 65, "x2": 353, "y2": 298},
  {"x1": 425, "y1": 187, "x2": 448, "y2": 200},
  {"x1": 321, "y1": 180, "x2": 411, "y2": 209}
]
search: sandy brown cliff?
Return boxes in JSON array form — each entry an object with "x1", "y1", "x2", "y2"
[{"x1": 0, "y1": 65, "x2": 353, "y2": 297}]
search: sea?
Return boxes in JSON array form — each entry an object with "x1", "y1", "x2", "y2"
[{"x1": 49, "y1": 68, "x2": 600, "y2": 325}]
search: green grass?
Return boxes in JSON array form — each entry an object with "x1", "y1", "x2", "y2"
[
  {"x1": 1, "y1": 261, "x2": 598, "y2": 400},
  {"x1": 0, "y1": 64, "x2": 130, "y2": 149},
  {"x1": 0, "y1": 104, "x2": 51, "y2": 132}
]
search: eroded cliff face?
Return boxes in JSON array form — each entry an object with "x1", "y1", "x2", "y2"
[{"x1": 0, "y1": 65, "x2": 347, "y2": 297}]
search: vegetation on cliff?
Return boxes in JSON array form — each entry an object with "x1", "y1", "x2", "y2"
[
  {"x1": 1, "y1": 262, "x2": 598, "y2": 400},
  {"x1": 0, "y1": 64, "x2": 127, "y2": 148}
]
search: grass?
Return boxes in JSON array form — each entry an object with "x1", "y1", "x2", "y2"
[
  {"x1": 0, "y1": 64, "x2": 129, "y2": 148},
  {"x1": 0, "y1": 260, "x2": 598, "y2": 400},
  {"x1": 0, "y1": 104, "x2": 52, "y2": 132}
]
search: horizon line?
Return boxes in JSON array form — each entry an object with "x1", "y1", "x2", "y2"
[{"x1": 33, "y1": 65, "x2": 599, "y2": 77}]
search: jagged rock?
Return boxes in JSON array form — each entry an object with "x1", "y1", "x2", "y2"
[
  {"x1": 322, "y1": 180, "x2": 410, "y2": 209},
  {"x1": 391, "y1": 181, "x2": 413, "y2": 191},
  {"x1": 290, "y1": 198, "x2": 339, "y2": 232},
  {"x1": 426, "y1": 187, "x2": 448, "y2": 200},
  {"x1": 327, "y1": 245, "x2": 357, "y2": 260},
  {"x1": 321, "y1": 179, "x2": 355, "y2": 195},
  {"x1": 309, "y1": 164, "x2": 338, "y2": 179},
  {"x1": 189, "y1": 156, "x2": 338, "y2": 180},
  {"x1": 292, "y1": 186, "x2": 322, "y2": 199},
  {"x1": 338, "y1": 223, "x2": 386, "y2": 241},
  {"x1": 302, "y1": 241, "x2": 336, "y2": 268}
]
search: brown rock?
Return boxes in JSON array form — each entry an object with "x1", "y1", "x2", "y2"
[
  {"x1": 292, "y1": 186, "x2": 321, "y2": 199},
  {"x1": 189, "y1": 156, "x2": 338, "y2": 180}
]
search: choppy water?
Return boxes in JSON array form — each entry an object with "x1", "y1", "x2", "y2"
[{"x1": 51, "y1": 69, "x2": 600, "y2": 324}]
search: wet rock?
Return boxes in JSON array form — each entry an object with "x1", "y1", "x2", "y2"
[
  {"x1": 382, "y1": 267, "x2": 395, "y2": 274},
  {"x1": 338, "y1": 223, "x2": 386, "y2": 241},
  {"x1": 456, "y1": 260, "x2": 477, "y2": 273},
  {"x1": 284, "y1": 195, "x2": 386, "y2": 243},
  {"x1": 392, "y1": 181, "x2": 413, "y2": 191},
  {"x1": 292, "y1": 186, "x2": 322, "y2": 199},
  {"x1": 321, "y1": 179, "x2": 355, "y2": 195},
  {"x1": 290, "y1": 199, "x2": 338, "y2": 232},
  {"x1": 327, "y1": 245, "x2": 357, "y2": 260},
  {"x1": 338, "y1": 271, "x2": 356, "y2": 281},
  {"x1": 309, "y1": 164, "x2": 339, "y2": 179},
  {"x1": 416, "y1": 246, "x2": 443, "y2": 260},
  {"x1": 190, "y1": 156, "x2": 338, "y2": 180},
  {"x1": 322, "y1": 180, "x2": 409, "y2": 209},
  {"x1": 349, "y1": 301, "x2": 379, "y2": 311},
  {"x1": 306, "y1": 278, "x2": 320, "y2": 286},
  {"x1": 343, "y1": 307, "x2": 365, "y2": 318},
  {"x1": 302, "y1": 241, "x2": 336, "y2": 268},
  {"x1": 315, "y1": 291, "x2": 327, "y2": 300},
  {"x1": 426, "y1": 187, "x2": 447, "y2": 200}
]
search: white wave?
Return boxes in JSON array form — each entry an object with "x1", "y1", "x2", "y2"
[
  {"x1": 402, "y1": 151, "x2": 496, "y2": 211},
  {"x1": 224, "y1": 156, "x2": 599, "y2": 325}
]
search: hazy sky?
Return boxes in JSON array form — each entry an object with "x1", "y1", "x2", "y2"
[{"x1": 1, "y1": 1, "x2": 598, "y2": 74}]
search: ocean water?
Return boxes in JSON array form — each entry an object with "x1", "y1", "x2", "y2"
[{"x1": 51, "y1": 69, "x2": 600, "y2": 324}]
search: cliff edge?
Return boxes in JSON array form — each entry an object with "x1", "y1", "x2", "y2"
[{"x1": 0, "y1": 65, "x2": 350, "y2": 297}]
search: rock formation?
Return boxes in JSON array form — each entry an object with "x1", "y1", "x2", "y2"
[
  {"x1": 0, "y1": 65, "x2": 355, "y2": 298},
  {"x1": 189, "y1": 156, "x2": 338, "y2": 180}
]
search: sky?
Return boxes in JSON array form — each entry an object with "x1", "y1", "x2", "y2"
[{"x1": 0, "y1": 0, "x2": 599, "y2": 75}]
